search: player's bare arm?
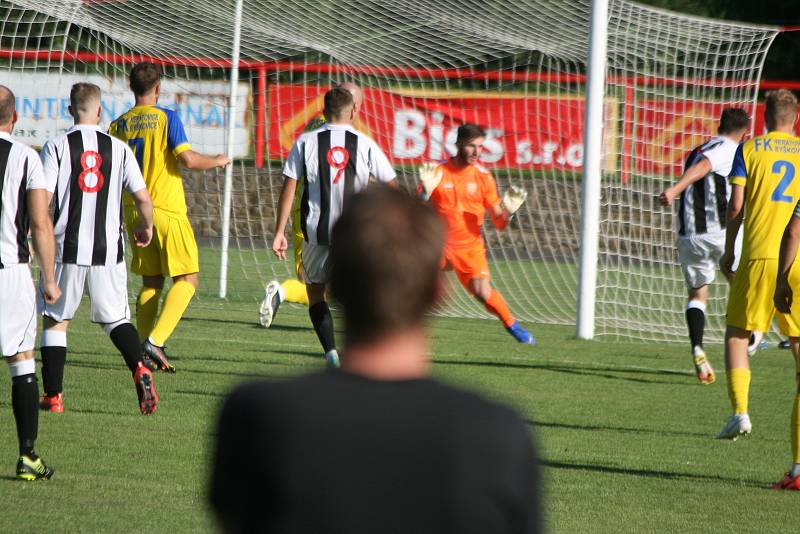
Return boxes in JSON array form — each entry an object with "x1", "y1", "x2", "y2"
[
  {"x1": 178, "y1": 150, "x2": 230, "y2": 170},
  {"x1": 272, "y1": 176, "x2": 297, "y2": 260},
  {"x1": 659, "y1": 157, "x2": 713, "y2": 206},
  {"x1": 720, "y1": 183, "x2": 745, "y2": 282},
  {"x1": 27, "y1": 188, "x2": 61, "y2": 304},
  {"x1": 130, "y1": 188, "x2": 154, "y2": 248},
  {"x1": 775, "y1": 214, "x2": 800, "y2": 314}
]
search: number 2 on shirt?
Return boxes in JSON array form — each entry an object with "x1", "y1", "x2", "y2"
[
  {"x1": 771, "y1": 160, "x2": 796, "y2": 203},
  {"x1": 128, "y1": 138, "x2": 145, "y2": 170}
]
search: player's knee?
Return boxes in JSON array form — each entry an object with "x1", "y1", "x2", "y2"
[
  {"x1": 102, "y1": 319, "x2": 130, "y2": 336},
  {"x1": 6, "y1": 350, "x2": 34, "y2": 366},
  {"x1": 143, "y1": 275, "x2": 165, "y2": 290},
  {"x1": 175, "y1": 272, "x2": 199, "y2": 289}
]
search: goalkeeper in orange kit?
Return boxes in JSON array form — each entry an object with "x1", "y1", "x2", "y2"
[{"x1": 419, "y1": 124, "x2": 535, "y2": 344}]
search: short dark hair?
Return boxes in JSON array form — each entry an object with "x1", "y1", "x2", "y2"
[
  {"x1": 456, "y1": 124, "x2": 486, "y2": 145},
  {"x1": 129, "y1": 62, "x2": 162, "y2": 96},
  {"x1": 323, "y1": 87, "x2": 354, "y2": 120},
  {"x1": 764, "y1": 89, "x2": 798, "y2": 130},
  {"x1": 70, "y1": 83, "x2": 101, "y2": 116},
  {"x1": 718, "y1": 108, "x2": 750, "y2": 134},
  {"x1": 0, "y1": 85, "x2": 14, "y2": 125},
  {"x1": 331, "y1": 186, "x2": 445, "y2": 346}
]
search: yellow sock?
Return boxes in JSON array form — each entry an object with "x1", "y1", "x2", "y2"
[
  {"x1": 281, "y1": 278, "x2": 309, "y2": 305},
  {"x1": 136, "y1": 287, "x2": 162, "y2": 342},
  {"x1": 149, "y1": 281, "x2": 195, "y2": 346},
  {"x1": 727, "y1": 367, "x2": 751, "y2": 415}
]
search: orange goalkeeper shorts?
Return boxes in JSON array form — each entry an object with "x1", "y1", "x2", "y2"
[{"x1": 442, "y1": 244, "x2": 491, "y2": 287}]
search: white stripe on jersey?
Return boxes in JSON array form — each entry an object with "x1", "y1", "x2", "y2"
[
  {"x1": 678, "y1": 135, "x2": 739, "y2": 236},
  {"x1": 0, "y1": 131, "x2": 50, "y2": 268},
  {"x1": 41, "y1": 125, "x2": 146, "y2": 266},
  {"x1": 283, "y1": 123, "x2": 396, "y2": 246}
]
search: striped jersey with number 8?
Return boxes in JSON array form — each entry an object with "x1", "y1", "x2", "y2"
[{"x1": 40, "y1": 125, "x2": 146, "y2": 266}]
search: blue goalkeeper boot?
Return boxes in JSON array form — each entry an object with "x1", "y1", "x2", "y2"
[{"x1": 507, "y1": 322, "x2": 536, "y2": 345}]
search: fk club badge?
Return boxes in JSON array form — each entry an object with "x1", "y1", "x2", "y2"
[
  {"x1": 467, "y1": 182, "x2": 477, "y2": 195},
  {"x1": 327, "y1": 147, "x2": 349, "y2": 184}
]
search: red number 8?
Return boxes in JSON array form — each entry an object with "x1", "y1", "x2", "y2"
[{"x1": 78, "y1": 150, "x2": 104, "y2": 193}]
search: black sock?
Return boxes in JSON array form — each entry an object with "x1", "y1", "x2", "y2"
[
  {"x1": 12, "y1": 374, "x2": 39, "y2": 457},
  {"x1": 309, "y1": 302, "x2": 336, "y2": 353},
  {"x1": 109, "y1": 322, "x2": 144, "y2": 373},
  {"x1": 40, "y1": 346, "x2": 67, "y2": 397},
  {"x1": 686, "y1": 307, "x2": 705, "y2": 350}
]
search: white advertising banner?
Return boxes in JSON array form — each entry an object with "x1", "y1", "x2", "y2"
[{"x1": 3, "y1": 72, "x2": 250, "y2": 157}]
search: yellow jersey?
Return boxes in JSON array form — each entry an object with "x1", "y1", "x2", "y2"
[
  {"x1": 730, "y1": 131, "x2": 800, "y2": 260},
  {"x1": 109, "y1": 105, "x2": 192, "y2": 215}
]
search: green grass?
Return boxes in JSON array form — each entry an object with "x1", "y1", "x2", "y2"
[{"x1": 1, "y1": 299, "x2": 798, "y2": 533}]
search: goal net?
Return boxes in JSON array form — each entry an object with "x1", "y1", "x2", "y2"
[{"x1": 0, "y1": 0, "x2": 779, "y2": 341}]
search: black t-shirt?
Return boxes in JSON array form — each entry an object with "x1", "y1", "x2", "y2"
[{"x1": 210, "y1": 369, "x2": 540, "y2": 534}]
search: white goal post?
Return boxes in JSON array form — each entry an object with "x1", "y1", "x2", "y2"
[{"x1": 0, "y1": 0, "x2": 781, "y2": 342}]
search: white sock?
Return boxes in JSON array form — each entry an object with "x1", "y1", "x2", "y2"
[{"x1": 791, "y1": 463, "x2": 800, "y2": 478}]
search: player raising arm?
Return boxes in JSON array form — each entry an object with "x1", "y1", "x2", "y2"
[
  {"x1": 658, "y1": 108, "x2": 751, "y2": 384},
  {"x1": 420, "y1": 124, "x2": 534, "y2": 344},
  {"x1": 272, "y1": 87, "x2": 396, "y2": 367},
  {"x1": 109, "y1": 62, "x2": 229, "y2": 372},
  {"x1": 0, "y1": 85, "x2": 60, "y2": 479},
  {"x1": 716, "y1": 90, "x2": 800, "y2": 471},
  {"x1": 38, "y1": 83, "x2": 159, "y2": 416}
]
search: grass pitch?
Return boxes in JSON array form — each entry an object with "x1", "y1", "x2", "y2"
[{"x1": 1, "y1": 298, "x2": 798, "y2": 533}]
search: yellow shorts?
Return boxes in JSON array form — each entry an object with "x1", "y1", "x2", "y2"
[
  {"x1": 126, "y1": 206, "x2": 200, "y2": 278},
  {"x1": 726, "y1": 258, "x2": 800, "y2": 336}
]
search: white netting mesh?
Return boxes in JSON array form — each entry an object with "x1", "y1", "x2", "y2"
[{"x1": 0, "y1": 0, "x2": 780, "y2": 341}]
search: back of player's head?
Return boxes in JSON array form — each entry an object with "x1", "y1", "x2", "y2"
[
  {"x1": 323, "y1": 87, "x2": 355, "y2": 121},
  {"x1": 70, "y1": 83, "x2": 101, "y2": 117},
  {"x1": 718, "y1": 108, "x2": 750, "y2": 135},
  {"x1": 456, "y1": 124, "x2": 486, "y2": 145},
  {"x1": 337, "y1": 81, "x2": 364, "y2": 110},
  {"x1": 764, "y1": 89, "x2": 798, "y2": 130},
  {"x1": 331, "y1": 186, "x2": 445, "y2": 346},
  {"x1": 0, "y1": 85, "x2": 15, "y2": 125},
  {"x1": 129, "y1": 62, "x2": 162, "y2": 97}
]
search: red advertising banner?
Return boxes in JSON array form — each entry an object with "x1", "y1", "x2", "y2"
[
  {"x1": 268, "y1": 83, "x2": 799, "y2": 177},
  {"x1": 268, "y1": 84, "x2": 617, "y2": 170},
  {"x1": 633, "y1": 101, "x2": 800, "y2": 176}
]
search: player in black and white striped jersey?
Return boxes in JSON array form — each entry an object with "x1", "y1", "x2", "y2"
[
  {"x1": 0, "y1": 85, "x2": 60, "y2": 480},
  {"x1": 272, "y1": 87, "x2": 397, "y2": 367},
  {"x1": 38, "y1": 83, "x2": 159, "y2": 416},
  {"x1": 659, "y1": 108, "x2": 750, "y2": 384}
]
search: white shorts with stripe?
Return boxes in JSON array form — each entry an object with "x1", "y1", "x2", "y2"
[
  {"x1": 0, "y1": 264, "x2": 37, "y2": 357},
  {"x1": 300, "y1": 241, "x2": 331, "y2": 285},
  {"x1": 677, "y1": 229, "x2": 742, "y2": 289},
  {"x1": 39, "y1": 262, "x2": 130, "y2": 324}
]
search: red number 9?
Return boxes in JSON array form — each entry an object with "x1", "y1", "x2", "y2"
[
  {"x1": 326, "y1": 147, "x2": 350, "y2": 184},
  {"x1": 78, "y1": 150, "x2": 104, "y2": 193}
]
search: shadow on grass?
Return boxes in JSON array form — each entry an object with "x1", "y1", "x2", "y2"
[
  {"x1": 65, "y1": 360, "x2": 292, "y2": 379},
  {"x1": 435, "y1": 359, "x2": 692, "y2": 386},
  {"x1": 541, "y1": 459, "x2": 766, "y2": 488},
  {"x1": 181, "y1": 315, "x2": 311, "y2": 332},
  {"x1": 525, "y1": 419, "x2": 709, "y2": 439},
  {"x1": 174, "y1": 389, "x2": 227, "y2": 398}
]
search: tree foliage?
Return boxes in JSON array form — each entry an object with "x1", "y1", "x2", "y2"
[{"x1": 639, "y1": 0, "x2": 799, "y2": 80}]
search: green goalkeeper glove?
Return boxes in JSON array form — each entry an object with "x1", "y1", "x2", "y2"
[
  {"x1": 502, "y1": 185, "x2": 527, "y2": 215},
  {"x1": 418, "y1": 163, "x2": 443, "y2": 200}
]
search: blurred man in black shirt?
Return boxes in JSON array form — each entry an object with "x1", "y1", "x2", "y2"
[{"x1": 210, "y1": 186, "x2": 540, "y2": 533}]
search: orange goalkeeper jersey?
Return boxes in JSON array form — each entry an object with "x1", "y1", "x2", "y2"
[{"x1": 428, "y1": 160, "x2": 502, "y2": 249}]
